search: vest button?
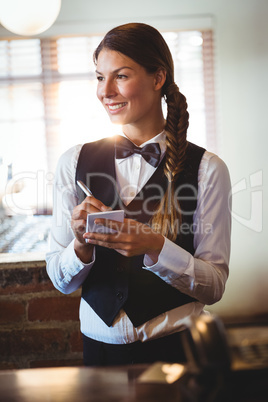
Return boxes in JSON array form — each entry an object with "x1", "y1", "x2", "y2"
[{"x1": 116, "y1": 291, "x2": 123, "y2": 300}]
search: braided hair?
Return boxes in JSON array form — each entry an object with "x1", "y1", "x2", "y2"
[{"x1": 94, "y1": 23, "x2": 189, "y2": 241}]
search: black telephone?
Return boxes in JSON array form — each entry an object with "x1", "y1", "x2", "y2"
[
  {"x1": 179, "y1": 314, "x2": 268, "y2": 401},
  {"x1": 140, "y1": 315, "x2": 267, "y2": 401},
  {"x1": 181, "y1": 314, "x2": 231, "y2": 373}
]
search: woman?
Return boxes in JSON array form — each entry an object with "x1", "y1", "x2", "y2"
[{"x1": 46, "y1": 23, "x2": 231, "y2": 366}]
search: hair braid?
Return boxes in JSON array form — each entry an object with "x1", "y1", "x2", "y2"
[
  {"x1": 151, "y1": 82, "x2": 189, "y2": 241},
  {"x1": 165, "y1": 83, "x2": 189, "y2": 180}
]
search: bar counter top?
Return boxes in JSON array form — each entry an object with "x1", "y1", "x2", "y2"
[{"x1": 1, "y1": 363, "x2": 268, "y2": 402}]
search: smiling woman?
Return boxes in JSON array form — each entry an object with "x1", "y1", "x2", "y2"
[
  {"x1": 0, "y1": 29, "x2": 215, "y2": 254},
  {"x1": 95, "y1": 49, "x2": 166, "y2": 141},
  {"x1": 45, "y1": 22, "x2": 231, "y2": 368}
]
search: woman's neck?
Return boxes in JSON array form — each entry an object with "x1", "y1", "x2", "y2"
[{"x1": 122, "y1": 118, "x2": 166, "y2": 146}]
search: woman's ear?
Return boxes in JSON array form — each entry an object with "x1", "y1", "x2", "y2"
[{"x1": 154, "y1": 69, "x2": 167, "y2": 91}]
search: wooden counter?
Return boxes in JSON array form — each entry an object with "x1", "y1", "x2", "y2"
[{"x1": 0, "y1": 364, "x2": 268, "y2": 402}]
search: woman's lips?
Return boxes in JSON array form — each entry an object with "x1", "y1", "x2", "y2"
[{"x1": 106, "y1": 102, "x2": 127, "y2": 111}]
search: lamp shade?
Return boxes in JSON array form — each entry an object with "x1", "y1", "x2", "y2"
[{"x1": 0, "y1": 0, "x2": 61, "y2": 36}]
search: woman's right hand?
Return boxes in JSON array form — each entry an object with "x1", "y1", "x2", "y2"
[{"x1": 71, "y1": 196, "x2": 111, "y2": 262}]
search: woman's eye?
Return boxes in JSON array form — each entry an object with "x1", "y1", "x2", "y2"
[
  {"x1": 96, "y1": 76, "x2": 104, "y2": 81},
  {"x1": 117, "y1": 74, "x2": 127, "y2": 79}
]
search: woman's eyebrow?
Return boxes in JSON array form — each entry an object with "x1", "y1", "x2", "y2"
[{"x1": 95, "y1": 66, "x2": 134, "y2": 75}]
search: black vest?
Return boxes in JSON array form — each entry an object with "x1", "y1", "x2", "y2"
[{"x1": 76, "y1": 136, "x2": 205, "y2": 327}]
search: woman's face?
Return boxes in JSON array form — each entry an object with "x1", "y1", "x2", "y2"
[{"x1": 96, "y1": 49, "x2": 163, "y2": 132}]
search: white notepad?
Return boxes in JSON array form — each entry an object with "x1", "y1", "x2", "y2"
[{"x1": 86, "y1": 210, "x2": 125, "y2": 234}]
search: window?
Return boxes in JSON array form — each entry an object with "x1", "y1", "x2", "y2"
[{"x1": 0, "y1": 30, "x2": 216, "y2": 253}]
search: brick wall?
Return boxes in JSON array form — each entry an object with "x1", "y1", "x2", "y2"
[{"x1": 0, "y1": 257, "x2": 83, "y2": 369}]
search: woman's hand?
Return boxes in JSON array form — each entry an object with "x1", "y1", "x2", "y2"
[
  {"x1": 71, "y1": 196, "x2": 111, "y2": 262},
  {"x1": 83, "y1": 218, "x2": 165, "y2": 264}
]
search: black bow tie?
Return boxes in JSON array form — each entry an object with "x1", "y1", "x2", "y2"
[{"x1": 115, "y1": 136, "x2": 161, "y2": 168}]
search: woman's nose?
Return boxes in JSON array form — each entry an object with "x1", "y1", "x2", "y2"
[{"x1": 102, "y1": 79, "x2": 117, "y2": 98}]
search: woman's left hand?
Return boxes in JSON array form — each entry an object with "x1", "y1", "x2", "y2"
[{"x1": 83, "y1": 218, "x2": 164, "y2": 263}]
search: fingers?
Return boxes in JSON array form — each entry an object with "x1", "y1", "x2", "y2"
[
  {"x1": 83, "y1": 220, "x2": 125, "y2": 244},
  {"x1": 79, "y1": 196, "x2": 111, "y2": 215},
  {"x1": 82, "y1": 218, "x2": 164, "y2": 261},
  {"x1": 72, "y1": 197, "x2": 107, "y2": 221},
  {"x1": 84, "y1": 232, "x2": 133, "y2": 255},
  {"x1": 71, "y1": 196, "x2": 111, "y2": 244},
  {"x1": 83, "y1": 218, "x2": 155, "y2": 257},
  {"x1": 85, "y1": 196, "x2": 112, "y2": 213},
  {"x1": 83, "y1": 219, "x2": 132, "y2": 250}
]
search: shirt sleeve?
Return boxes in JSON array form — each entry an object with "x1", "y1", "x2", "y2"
[
  {"x1": 46, "y1": 145, "x2": 95, "y2": 294},
  {"x1": 143, "y1": 151, "x2": 232, "y2": 305}
]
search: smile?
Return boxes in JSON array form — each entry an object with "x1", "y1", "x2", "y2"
[{"x1": 107, "y1": 102, "x2": 127, "y2": 111}]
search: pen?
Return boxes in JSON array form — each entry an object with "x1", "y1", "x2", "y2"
[{"x1": 77, "y1": 180, "x2": 94, "y2": 197}]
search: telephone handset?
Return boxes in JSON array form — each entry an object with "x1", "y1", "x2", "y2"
[
  {"x1": 138, "y1": 314, "x2": 231, "y2": 394},
  {"x1": 181, "y1": 314, "x2": 231, "y2": 373}
]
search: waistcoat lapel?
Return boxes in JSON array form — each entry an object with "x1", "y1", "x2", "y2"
[{"x1": 76, "y1": 137, "x2": 118, "y2": 207}]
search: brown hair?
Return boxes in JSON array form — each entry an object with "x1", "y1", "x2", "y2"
[{"x1": 94, "y1": 23, "x2": 189, "y2": 241}]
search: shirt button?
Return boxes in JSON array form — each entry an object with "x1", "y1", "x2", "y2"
[
  {"x1": 130, "y1": 191, "x2": 135, "y2": 197},
  {"x1": 116, "y1": 291, "x2": 123, "y2": 300},
  {"x1": 135, "y1": 163, "x2": 140, "y2": 170}
]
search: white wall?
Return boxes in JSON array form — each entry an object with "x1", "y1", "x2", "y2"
[{"x1": 1, "y1": 0, "x2": 268, "y2": 319}]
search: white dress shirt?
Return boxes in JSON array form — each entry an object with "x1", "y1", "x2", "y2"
[{"x1": 46, "y1": 131, "x2": 231, "y2": 344}]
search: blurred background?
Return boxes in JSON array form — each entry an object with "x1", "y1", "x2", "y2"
[{"x1": 0, "y1": 0, "x2": 267, "y2": 321}]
